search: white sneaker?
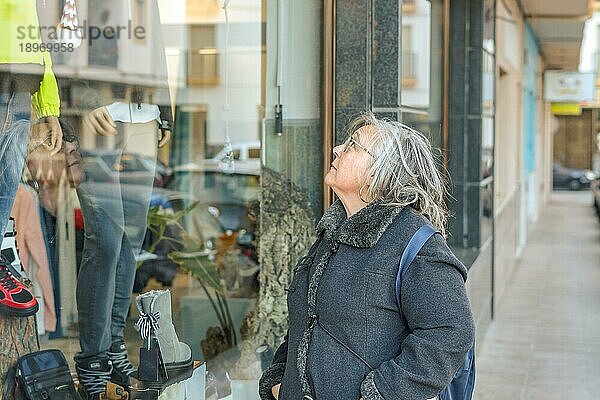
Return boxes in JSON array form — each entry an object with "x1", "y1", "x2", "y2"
[{"x1": 1, "y1": 218, "x2": 27, "y2": 279}]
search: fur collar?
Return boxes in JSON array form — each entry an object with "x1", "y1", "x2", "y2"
[{"x1": 316, "y1": 200, "x2": 403, "y2": 248}]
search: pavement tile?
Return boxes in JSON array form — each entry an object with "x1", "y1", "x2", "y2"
[{"x1": 474, "y1": 193, "x2": 600, "y2": 400}]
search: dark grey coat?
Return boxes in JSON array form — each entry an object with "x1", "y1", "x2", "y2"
[{"x1": 259, "y1": 200, "x2": 475, "y2": 400}]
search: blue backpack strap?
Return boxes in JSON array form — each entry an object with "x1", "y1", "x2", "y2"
[
  {"x1": 396, "y1": 224, "x2": 477, "y2": 400},
  {"x1": 395, "y1": 224, "x2": 438, "y2": 327}
]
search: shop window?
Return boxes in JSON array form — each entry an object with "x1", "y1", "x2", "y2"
[
  {"x1": 248, "y1": 148, "x2": 261, "y2": 159},
  {"x1": 186, "y1": 0, "x2": 221, "y2": 19},
  {"x1": 132, "y1": 0, "x2": 147, "y2": 43},
  {"x1": 400, "y1": 0, "x2": 441, "y2": 113},
  {"x1": 401, "y1": 26, "x2": 417, "y2": 87},
  {"x1": 402, "y1": 0, "x2": 417, "y2": 14},
  {"x1": 187, "y1": 25, "x2": 219, "y2": 86},
  {"x1": 30, "y1": 0, "x2": 323, "y2": 397},
  {"x1": 88, "y1": 4, "x2": 119, "y2": 68},
  {"x1": 402, "y1": 51, "x2": 417, "y2": 87},
  {"x1": 595, "y1": 51, "x2": 600, "y2": 87}
]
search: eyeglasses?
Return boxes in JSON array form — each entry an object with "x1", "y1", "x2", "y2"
[
  {"x1": 343, "y1": 135, "x2": 374, "y2": 158},
  {"x1": 62, "y1": 134, "x2": 80, "y2": 149}
]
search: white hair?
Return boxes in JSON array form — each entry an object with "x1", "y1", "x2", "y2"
[{"x1": 348, "y1": 113, "x2": 450, "y2": 237}]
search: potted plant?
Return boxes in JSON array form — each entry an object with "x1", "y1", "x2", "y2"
[{"x1": 144, "y1": 202, "x2": 238, "y2": 355}]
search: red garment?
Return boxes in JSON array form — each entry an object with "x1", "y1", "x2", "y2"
[
  {"x1": 74, "y1": 208, "x2": 84, "y2": 231},
  {"x1": 12, "y1": 185, "x2": 57, "y2": 332}
]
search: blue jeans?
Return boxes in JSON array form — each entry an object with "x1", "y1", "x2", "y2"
[
  {"x1": 0, "y1": 92, "x2": 31, "y2": 239},
  {"x1": 75, "y1": 121, "x2": 157, "y2": 361}
]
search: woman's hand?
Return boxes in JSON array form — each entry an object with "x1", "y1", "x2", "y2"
[{"x1": 271, "y1": 384, "x2": 281, "y2": 399}]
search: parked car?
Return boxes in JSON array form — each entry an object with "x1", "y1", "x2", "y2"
[
  {"x1": 134, "y1": 189, "x2": 258, "y2": 293},
  {"x1": 80, "y1": 150, "x2": 174, "y2": 188},
  {"x1": 592, "y1": 175, "x2": 600, "y2": 220},
  {"x1": 208, "y1": 141, "x2": 261, "y2": 162},
  {"x1": 170, "y1": 163, "x2": 260, "y2": 231},
  {"x1": 135, "y1": 189, "x2": 229, "y2": 292},
  {"x1": 552, "y1": 162, "x2": 598, "y2": 191},
  {"x1": 200, "y1": 141, "x2": 262, "y2": 176}
]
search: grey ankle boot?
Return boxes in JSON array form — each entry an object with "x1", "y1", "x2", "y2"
[{"x1": 136, "y1": 290, "x2": 193, "y2": 382}]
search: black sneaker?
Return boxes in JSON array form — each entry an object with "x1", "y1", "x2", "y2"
[
  {"x1": 108, "y1": 340, "x2": 136, "y2": 389},
  {"x1": 75, "y1": 357, "x2": 112, "y2": 400}
]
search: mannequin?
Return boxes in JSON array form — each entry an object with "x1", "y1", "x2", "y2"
[{"x1": 69, "y1": 1, "x2": 174, "y2": 399}]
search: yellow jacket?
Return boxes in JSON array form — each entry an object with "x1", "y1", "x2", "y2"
[{"x1": 0, "y1": 0, "x2": 60, "y2": 118}]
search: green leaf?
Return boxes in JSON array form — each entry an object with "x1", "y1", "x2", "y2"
[
  {"x1": 147, "y1": 206, "x2": 173, "y2": 227},
  {"x1": 169, "y1": 251, "x2": 224, "y2": 294}
]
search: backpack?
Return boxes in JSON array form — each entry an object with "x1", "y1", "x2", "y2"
[{"x1": 397, "y1": 225, "x2": 476, "y2": 400}]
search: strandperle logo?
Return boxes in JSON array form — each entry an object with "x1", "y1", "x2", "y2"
[{"x1": 16, "y1": 20, "x2": 146, "y2": 46}]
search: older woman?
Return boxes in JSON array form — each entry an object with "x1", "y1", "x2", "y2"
[
  {"x1": 26, "y1": 120, "x2": 86, "y2": 209},
  {"x1": 24, "y1": 119, "x2": 85, "y2": 336},
  {"x1": 259, "y1": 114, "x2": 475, "y2": 400}
]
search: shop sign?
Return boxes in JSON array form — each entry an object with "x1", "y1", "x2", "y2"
[
  {"x1": 544, "y1": 71, "x2": 595, "y2": 102},
  {"x1": 550, "y1": 103, "x2": 582, "y2": 116}
]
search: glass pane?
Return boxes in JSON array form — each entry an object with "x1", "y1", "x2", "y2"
[
  {"x1": 401, "y1": 0, "x2": 443, "y2": 114},
  {"x1": 401, "y1": 0, "x2": 443, "y2": 148},
  {"x1": 481, "y1": 181, "x2": 493, "y2": 243},
  {"x1": 401, "y1": 111, "x2": 443, "y2": 146},
  {"x1": 401, "y1": 1, "x2": 428, "y2": 109},
  {"x1": 164, "y1": 2, "x2": 265, "y2": 395},
  {"x1": 481, "y1": 0, "x2": 495, "y2": 228},
  {"x1": 8, "y1": 0, "x2": 322, "y2": 398},
  {"x1": 483, "y1": 51, "x2": 495, "y2": 115},
  {"x1": 483, "y1": 0, "x2": 496, "y2": 54},
  {"x1": 482, "y1": 116, "x2": 494, "y2": 181}
]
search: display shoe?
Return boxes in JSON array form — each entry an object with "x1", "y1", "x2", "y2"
[
  {"x1": 1, "y1": 218, "x2": 27, "y2": 278},
  {"x1": 135, "y1": 290, "x2": 193, "y2": 386},
  {"x1": 76, "y1": 357, "x2": 129, "y2": 400},
  {"x1": 0, "y1": 218, "x2": 37, "y2": 317},
  {"x1": 108, "y1": 340, "x2": 136, "y2": 389},
  {"x1": 0, "y1": 256, "x2": 38, "y2": 317}
]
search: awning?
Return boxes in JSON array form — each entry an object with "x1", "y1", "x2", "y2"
[{"x1": 520, "y1": 0, "x2": 592, "y2": 70}]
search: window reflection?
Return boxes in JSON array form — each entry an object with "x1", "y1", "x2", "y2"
[
  {"x1": 401, "y1": 0, "x2": 432, "y2": 110},
  {"x1": 400, "y1": 0, "x2": 443, "y2": 148},
  {"x1": 2, "y1": 0, "x2": 322, "y2": 398},
  {"x1": 481, "y1": 0, "x2": 495, "y2": 242}
]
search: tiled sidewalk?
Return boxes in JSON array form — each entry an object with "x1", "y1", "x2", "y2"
[{"x1": 474, "y1": 192, "x2": 600, "y2": 399}]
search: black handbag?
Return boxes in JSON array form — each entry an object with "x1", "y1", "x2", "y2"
[{"x1": 13, "y1": 349, "x2": 80, "y2": 400}]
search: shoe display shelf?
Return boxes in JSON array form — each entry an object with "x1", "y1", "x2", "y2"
[{"x1": 129, "y1": 361, "x2": 206, "y2": 400}]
